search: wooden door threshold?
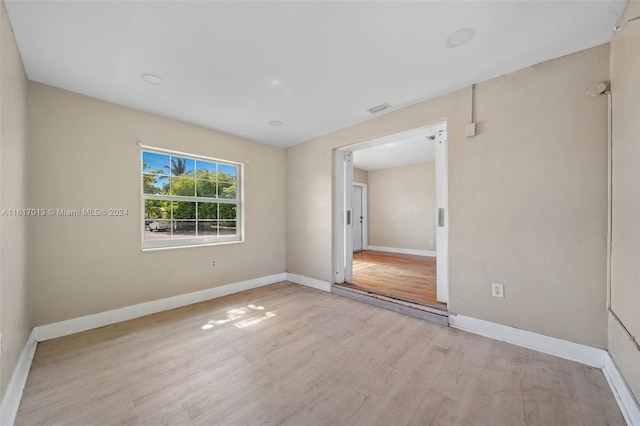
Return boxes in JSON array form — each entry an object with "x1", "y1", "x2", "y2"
[{"x1": 331, "y1": 283, "x2": 449, "y2": 326}]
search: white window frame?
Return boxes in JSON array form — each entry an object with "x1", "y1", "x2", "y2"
[{"x1": 140, "y1": 145, "x2": 243, "y2": 251}]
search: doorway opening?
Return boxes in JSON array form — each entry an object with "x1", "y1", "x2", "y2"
[
  {"x1": 350, "y1": 251, "x2": 442, "y2": 308},
  {"x1": 333, "y1": 122, "x2": 448, "y2": 319}
]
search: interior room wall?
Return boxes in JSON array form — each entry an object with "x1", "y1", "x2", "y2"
[
  {"x1": 353, "y1": 167, "x2": 368, "y2": 184},
  {"x1": 286, "y1": 44, "x2": 609, "y2": 349},
  {"x1": 368, "y1": 162, "x2": 435, "y2": 252},
  {"x1": 28, "y1": 83, "x2": 287, "y2": 326},
  {"x1": 609, "y1": 0, "x2": 640, "y2": 402},
  {"x1": 0, "y1": 1, "x2": 31, "y2": 402}
]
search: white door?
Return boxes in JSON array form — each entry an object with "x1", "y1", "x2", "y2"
[
  {"x1": 352, "y1": 185, "x2": 363, "y2": 252},
  {"x1": 435, "y1": 131, "x2": 449, "y2": 303}
]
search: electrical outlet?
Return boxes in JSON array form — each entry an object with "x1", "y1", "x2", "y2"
[
  {"x1": 492, "y1": 283, "x2": 505, "y2": 298},
  {"x1": 212, "y1": 260, "x2": 216, "y2": 267},
  {"x1": 429, "y1": 240, "x2": 434, "y2": 247}
]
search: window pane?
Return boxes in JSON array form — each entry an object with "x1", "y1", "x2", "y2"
[
  {"x1": 172, "y1": 220, "x2": 196, "y2": 239},
  {"x1": 144, "y1": 198, "x2": 171, "y2": 242},
  {"x1": 219, "y1": 220, "x2": 237, "y2": 236},
  {"x1": 143, "y1": 174, "x2": 169, "y2": 195},
  {"x1": 143, "y1": 152, "x2": 170, "y2": 175},
  {"x1": 171, "y1": 201, "x2": 196, "y2": 220},
  {"x1": 219, "y1": 203, "x2": 236, "y2": 220},
  {"x1": 218, "y1": 163, "x2": 236, "y2": 178},
  {"x1": 170, "y1": 176, "x2": 195, "y2": 196},
  {"x1": 145, "y1": 200, "x2": 168, "y2": 220},
  {"x1": 196, "y1": 180, "x2": 216, "y2": 198},
  {"x1": 218, "y1": 182, "x2": 236, "y2": 199},
  {"x1": 144, "y1": 227, "x2": 171, "y2": 242},
  {"x1": 198, "y1": 220, "x2": 218, "y2": 236},
  {"x1": 218, "y1": 164, "x2": 237, "y2": 200},
  {"x1": 168, "y1": 156, "x2": 195, "y2": 176},
  {"x1": 195, "y1": 160, "x2": 217, "y2": 180},
  {"x1": 198, "y1": 202, "x2": 217, "y2": 220}
]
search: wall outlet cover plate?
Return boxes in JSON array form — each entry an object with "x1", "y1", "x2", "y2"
[{"x1": 492, "y1": 283, "x2": 505, "y2": 298}]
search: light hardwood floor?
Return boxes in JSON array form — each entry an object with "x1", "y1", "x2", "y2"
[
  {"x1": 348, "y1": 250, "x2": 446, "y2": 309},
  {"x1": 16, "y1": 282, "x2": 624, "y2": 425}
]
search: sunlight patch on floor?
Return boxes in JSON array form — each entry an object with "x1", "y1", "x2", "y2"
[{"x1": 201, "y1": 303, "x2": 275, "y2": 330}]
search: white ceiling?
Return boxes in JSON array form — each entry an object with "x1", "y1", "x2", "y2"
[
  {"x1": 353, "y1": 122, "x2": 444, "y2": 171},
  {"x1": 5, "y1": 1, "x2": 625, "y2": 148}
]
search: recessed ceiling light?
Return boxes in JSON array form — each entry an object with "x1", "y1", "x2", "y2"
[
  {"x1": 445, "y1": 28, "x2": 474, "y2": 48},
  {"x1": 269, "y1": 120, "x2": 283, "y2": 127},
  {"x1": 141, "y1": 73, "x2": 164, "y2": 85}
]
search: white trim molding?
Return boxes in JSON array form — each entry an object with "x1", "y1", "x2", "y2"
[
  {"x1": 603, "y1": 354, "x2": 640, "y2": 426},
  {"x1": 367, "y1": 245, "x2": 436, "y2": 257},
  {"x1": 449, "y1": 314, "x2": 606, "y2": 368},
  {"x1": 34, "y1": 273, "x2": 287, "y2": 342},
  {"x1": 286, "y1": 273, "x2": 331, "y2": 292},
  {"x1": 0, "y1": 330, "x2": 37, "y2": 426}
]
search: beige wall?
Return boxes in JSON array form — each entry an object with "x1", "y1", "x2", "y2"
[
  {"x1": 609, "y1": 0, "x2": 640, "y2": 401},
  {"x1": 368, "y1": 162, "x2": 435, "y2": 251},
  {"x1": 287, "y1": 44, "x2": 609, "y2": 348},
  {"x1": 353, "y1": 167, "x2": 368, "y2": 184},
  {"x1": 0, "y1": 2, "x2": 31, "y2": 401},
  {"x1": 28, "y1": 83, "x2": 286, "y2": 326}
]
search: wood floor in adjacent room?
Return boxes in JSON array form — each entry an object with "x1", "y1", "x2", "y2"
[
  {"x1": 16, "y1": 282, "x2": 624, "y2": 426},
  {"x1": 347, "y1": 250, "x2": 446, "y2": 309}
]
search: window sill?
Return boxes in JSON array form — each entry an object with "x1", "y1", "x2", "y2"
[{"x1": 141, "y1": 239, "x2": 244, "y2": 252}]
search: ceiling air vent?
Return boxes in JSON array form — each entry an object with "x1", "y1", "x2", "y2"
[{"x1": 367, "y1": 103, "x2": 391, "y2": 114}]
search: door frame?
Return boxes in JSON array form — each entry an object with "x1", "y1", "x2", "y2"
[
  {"x1": 334, "y1": 150, "x2": 353, "y2": 284},
  {"x1": 333, "y1": 122, "x2": 449, "y2": 304},
  {"x1": 352, "y1": 182, "x2": 368, "y2": 252},
  {"x1": 435, "y1": 130, "x2": 449, "y2": 303}
]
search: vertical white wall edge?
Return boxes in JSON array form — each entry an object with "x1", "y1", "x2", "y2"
[
  {"x1": 603, "y1": 354, "x2": 640, "y2": 426},
  {"x1": 0, "y1": 330, "x2": 37, "y2": 426}
]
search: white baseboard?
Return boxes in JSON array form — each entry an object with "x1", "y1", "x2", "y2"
[
  {"x1": 367, "y1": 245, "x2": 436, "y2": 257},
  {"x1": 603, "y1": 354, "x2": 640, "y2": 426},
  {"x1": 34, "y1": 273, "x2": 287, "y2": 342},
  {"x1": 0, "y1": 330, "x2": 37, "y2": 426},
  {"x1": 286, "y1": 273, "x2": 331, "y2": 292},
  {"x1": 449, "y1": 314, "x2": 606, "y2": 368}
]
